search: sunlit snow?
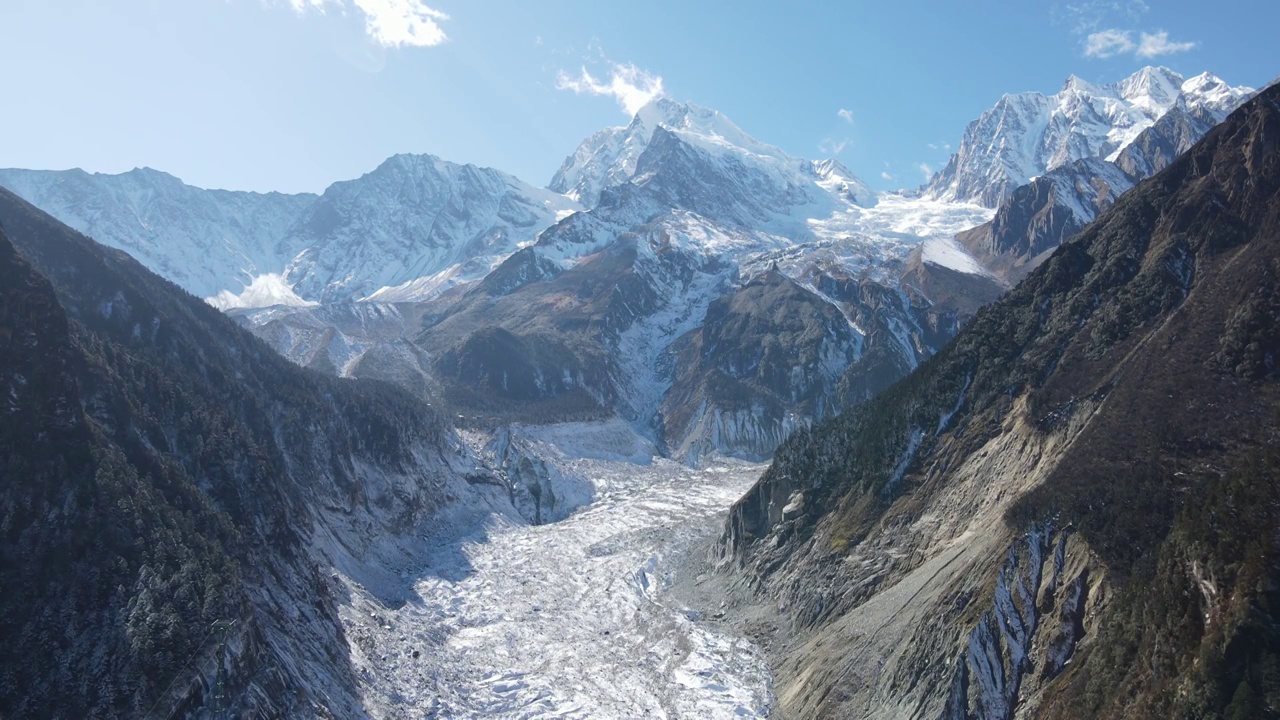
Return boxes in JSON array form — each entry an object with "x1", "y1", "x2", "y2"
[
  {"x1": 206, "y1": 272, "x2": 319, "y2": 310},
  {"x1": 920, "y1": 236, "x2": 991, "y2": 277}
]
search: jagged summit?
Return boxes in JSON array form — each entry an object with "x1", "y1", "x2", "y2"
[
  {"x1": 280, "y1": 151, "x2": 580, "y2": 303},
  {"x1": 1114, "y1": 65, "x2": 1184, "y2": 112},
  {"x1": 924, "y1": 65, "x2": 1253, "y2": 207},
  {"x1": 549, "y1": 95, "x2": 875, "y2": 210}
]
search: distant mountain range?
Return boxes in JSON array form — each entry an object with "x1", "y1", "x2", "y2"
[{"x1": 0, "y1": 66, "x2": 1253, "y2": 461}]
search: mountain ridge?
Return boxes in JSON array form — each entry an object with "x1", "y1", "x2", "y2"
[{"x1": 717, "y1": 80, "x2": 1280, "y2": 719}]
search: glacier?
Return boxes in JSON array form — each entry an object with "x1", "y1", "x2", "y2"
[{"x1": 334, "y1": 421, "x2": 775, "y2": 718}]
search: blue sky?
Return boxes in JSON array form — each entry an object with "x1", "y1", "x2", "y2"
[{"x1": 1, "y1": 0, "x2": 1275, "y2": 194}]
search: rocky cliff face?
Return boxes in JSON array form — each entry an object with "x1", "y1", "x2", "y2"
[
  {"x1": 955, "y1": 157, "x2": 1135, "y2": 282},
  {"x1": 719, "y1": 84, "x2": 1280, "y2": 719},
  {"x1": 0, "y1": 189, "x2": 497, "y2": 718},
  {"x1": 658, "y1": 270, "x2": 862, "y2": 462}
]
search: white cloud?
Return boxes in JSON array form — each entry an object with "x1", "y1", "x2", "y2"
[
  {"x1": 1136, "y1": 30, "x2": 1196, "y2": 57},
  {"x1": 283, "y1": 0, "x2": 450, "y2": 47},
  {"x1": 1083, "y1": 28, "x2": 1136, "y2": 58},
  {"x1": 355, "y1": 0, "x2": 448, "y2": 47},
  {"x1": 556, "y1": 62, "x2": 665, "y2": 115},
  {"x1": 1083, "y1": 27, "x2": 1196, "y2": 58},
  {"x1": 880, "y1": 171, "x2": 894, "y2": 181},
  {"x1": 837, "y1": 108, "x2": 854, "y2": 124},
  {"x1": 918, "y1": 162, "x2": 935, "y2": 181}
]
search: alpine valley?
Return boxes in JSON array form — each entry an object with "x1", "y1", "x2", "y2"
[{"x1": 1, "y1": 64, "x2": 1276, "y2": 720}]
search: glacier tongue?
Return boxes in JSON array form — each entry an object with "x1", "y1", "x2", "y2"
[{"x1": 336, "y1": 422, "x2": 773, "y2": 718}]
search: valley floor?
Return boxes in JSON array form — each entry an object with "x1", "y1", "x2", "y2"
[{"x1": 336, "y1": 454, "x2": 774, "y2": 718}]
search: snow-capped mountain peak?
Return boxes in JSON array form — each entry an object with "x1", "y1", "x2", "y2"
[
  {"x1": 280, "y1": 152, "x2": 580, "y2": 303},
  {"x1": 549, "y1": 94, "x2": 881, "y2": 234},
  {"x1": 1060, "y1": 73, "x2": 1104, "y2": 96},
  {"x1": 0, "y1": 154, "x2": 582, "y2": 308},
  {"x1": 1115, "y1": 65, "x2": 1184, "y2": 113},
  {"x1": 1180, "y1": 71, "x2": 1254, "y2": 114},
  {"x1": 924, "y1": 66, "x2": 1251, "y2": 207},
  {"x1": 549, "y1": 96, "x2": 801, "y2": 208},
  {"x1": 634, "y1": 97, "x2": 788, "y2": 160},
  {"x1": 811, "y1": 158, "x2": 853, "y2": 180}
]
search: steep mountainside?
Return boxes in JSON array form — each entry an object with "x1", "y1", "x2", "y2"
[
  {"x1": 0, "y1": 189, "x2": 491, "y2": 718},
  {"x1": 924, "y1": 68, "x2": 1251, "y2": 207},
  {"x1": 416, "y1": 216, "x2": 739, "y2": 430},
  {"x1": 1113, "y1": 76, "x2": 1252, "y2": 177},
  {"x1": 719, "y1": 84, "x2": 1280, "y2": 719}
]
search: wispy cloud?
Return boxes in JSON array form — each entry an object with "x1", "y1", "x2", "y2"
[
  {"x1": 918, "y1": 162, "x2": 935, "y2": 181},
  {"x1": 1083, "y1": 28, "x2": 1196, "y2": 58},
  {"x1": 1053, "y1": 0, "x2": 1149, "y2": 34},
  {"x1": 556, "y1": 62, "x2": 665, "y2": 116},
  {"x1": 284, "y1": 0, "x2": 450, "y2": 47},
  {"x1": 880, "y1": 171, "x2": 894, "y2": 181},
  {"x1": 819, "y1": 138, "x2": 851, "y2": 155},
  {"x1": 837, "y1": 108, "x2": 854, "y2": 124}
]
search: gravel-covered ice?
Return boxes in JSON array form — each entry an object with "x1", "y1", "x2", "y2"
[{"x1": 336, "y1": 450, "x2": 773, "y2": 718}]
